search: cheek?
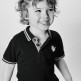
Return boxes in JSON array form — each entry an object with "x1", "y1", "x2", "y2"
[
  {"x1": 49, "y1": 14, "x2": 54, "y2": 22},
  {"x1": 52, "y1": 15, "x2": 54, "y2": 21},
  {"x1": 30, "y1": 13, "x2": 40, "y2": 21},
  {"x1": 29, "y1": 15, "x2": 40, "y2": 25},
  {"x1": 50, "y1": 12, "x2": 54, "y2": 18},
  {"x1": 35, "y1": 14, "x2": 41, "y2": 20}
]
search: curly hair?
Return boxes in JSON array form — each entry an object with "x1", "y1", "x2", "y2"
[{"x1": 16, "y1": 0, "x2": 57, "y2": 25}]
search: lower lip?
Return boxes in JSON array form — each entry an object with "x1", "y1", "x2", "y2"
[{"x1": 40, "y1": 22, "x2": 50, "y2": 25}]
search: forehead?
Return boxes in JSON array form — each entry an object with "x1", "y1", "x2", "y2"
[
  {"x1": 36, "y1": 0, "x2": 53, "y2": 8},
  {"x1": 25, "y1": 0, "x2": 53, "y2": 8}
]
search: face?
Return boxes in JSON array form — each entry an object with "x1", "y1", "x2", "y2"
[{"x1": 27, "y1": 0, "x2": 54, "y2": 31}]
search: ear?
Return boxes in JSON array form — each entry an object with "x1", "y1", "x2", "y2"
[
  {"x1": 21, "y1": 9, "x2": 29, "y2": 25},
  {"x1": 21, "y1": 9, "x2": 28, "y2": 19}
]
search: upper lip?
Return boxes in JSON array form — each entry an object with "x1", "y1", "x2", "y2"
[{"x1": 40, "y1": 20, "x2": 49, "y2": 24}]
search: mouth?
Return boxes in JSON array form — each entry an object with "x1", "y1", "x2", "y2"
[{"x1": 40, "y1": 21, "x2": 50, "y2": 25}]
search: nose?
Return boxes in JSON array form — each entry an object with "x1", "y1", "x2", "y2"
[{"x1": 42, "y1": 11, "x2": 49, "y2": 20}]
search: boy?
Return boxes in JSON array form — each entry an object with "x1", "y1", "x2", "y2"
[{"x1": 2, "y1": 0, "x2": 72, "y2": 81}]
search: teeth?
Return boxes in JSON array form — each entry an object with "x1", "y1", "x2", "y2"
[{"x1": 40, "y1": 21, "x2": 49, "y2": 24}]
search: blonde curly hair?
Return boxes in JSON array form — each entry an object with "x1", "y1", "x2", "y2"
[{"x1": 16, "y1": 0, "x2": 57, "y2": 25}]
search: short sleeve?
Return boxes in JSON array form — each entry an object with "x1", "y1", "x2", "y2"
[
  {"x1": 2, "y1": 37, "x2": 18, "y2": 64},
  {"x1": 51, "y1": 30, "x2": 65, "y2": 60},
  {"x1": 55, "y1": 33, "x2": 65, "y2": 60}
]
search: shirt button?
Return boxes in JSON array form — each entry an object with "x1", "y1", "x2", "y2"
[
  {"x1": 40, "y1": 52, "x2": 42, "y2": 54},
  {"x1": 39, "y1": 52, "x2": 43, "y2": 55}
]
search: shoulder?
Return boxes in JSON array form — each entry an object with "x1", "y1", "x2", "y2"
[
  {"x1": 10, "y1": 30, "x2": 25, "y2": 44},
  {"x1": 50, "y1": 30, "x2": 62, "y2": 39}
]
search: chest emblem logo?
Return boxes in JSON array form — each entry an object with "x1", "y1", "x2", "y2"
[{"x1": 51, "y1": 46, "x2": 56, "y2": 52}]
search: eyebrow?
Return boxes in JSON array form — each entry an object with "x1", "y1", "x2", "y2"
[{"x1": 34, "y1": 7, "x2": 53, "y2": 10}]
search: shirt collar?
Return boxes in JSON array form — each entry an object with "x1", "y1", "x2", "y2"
[{"x1": 24, "y1": 26, "x2": 52, "y2": 41}]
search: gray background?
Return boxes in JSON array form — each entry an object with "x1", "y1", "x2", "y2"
[{"x1": 0, "y1": 0, "x2": 81, "y2": 81}]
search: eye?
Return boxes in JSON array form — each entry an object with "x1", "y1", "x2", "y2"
[
  {"x1": 49, "y1": 9, "x2": 53, "y2": 11},
  {"x1": 35, "y1": 10, "x2": 41, "y2": 13}
]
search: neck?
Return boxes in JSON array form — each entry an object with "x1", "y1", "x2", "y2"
[{"x1": 29, "y1": 26, "x2": 48, "y2": 38}]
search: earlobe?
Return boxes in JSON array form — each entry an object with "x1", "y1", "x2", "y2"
[
  {"x1": 21, "y1": 9, "x2": 29, "y2": 25},
  {"x1": 21, "y1": 9, "x2": 28, "y2": 19}
]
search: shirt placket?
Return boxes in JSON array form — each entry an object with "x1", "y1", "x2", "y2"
[{"x1": 32, "y1": 37, "x2": 42, "y2": 53}]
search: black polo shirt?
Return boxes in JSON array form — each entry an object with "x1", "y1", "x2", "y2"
[{"x1": 2, "y1": 26, "x2": 65, "y2": 81}]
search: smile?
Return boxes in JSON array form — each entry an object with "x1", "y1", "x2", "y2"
[{"x1": 40, "y1": 21, "x2": 50, "y2": 25}]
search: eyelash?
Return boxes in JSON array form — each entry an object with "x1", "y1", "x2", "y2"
[
  {"x1": 49, "y1": 9, "x2": 53, "y2": 11},
  {"x1": 35, "y1": 9, "x2": 53, "y2": 13},
  {"x1": 35, "y1": 10, "x2": 41, "y2": 12}
]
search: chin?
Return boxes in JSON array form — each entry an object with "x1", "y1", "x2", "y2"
[{"x1": 39, "y1": 25, "x2": 49, "y2": 31}]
